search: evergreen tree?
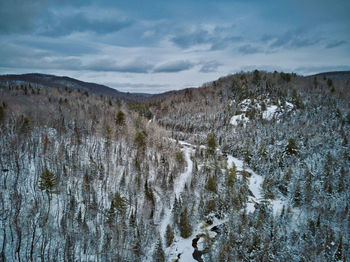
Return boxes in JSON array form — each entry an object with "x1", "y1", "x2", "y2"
[
  {"x1": 335, "y1": 234, "x2": 343, "y2": 261},
  {"x1": 0, "y1": 105, "x2": 4, "y2": 123},
  {"x1": 111, "y1": 191, "x2": 127, "y2": 214},
  {"x1": 206, "y1": 175, "x2": 217, "y2": 193},
  {"x1": 179, "y1": 207, "x2": 192, "y2": 238},
  {"x1": 227, "y1": 165, "x2": 236, "y2": 187},
  {"x1": 39, "y1": 168, "x2": 58, "y2": 195},
  {"x1": 135, "y1": 131, "x2": 147, "y2": 151},
  {"x1": 165, "y1": 224, "x2": 174, "y2": 247},
  {"x1": 153, "y1": 238, "x2": 165, "y2": 262},
  {"x1": 115, "y1": 110, "x2": 125, "y2": 126},
  {"x1": 285, "y1": 138, "x2": 298, "y2": 155},
  {"x1": 252, "y1": 69, "x2": 261, "y2": 85},
  {"x1": 207, "y1": 133, "x2": 216, "y2": 155}
]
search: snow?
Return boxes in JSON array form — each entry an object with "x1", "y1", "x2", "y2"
[
  {"x1": 262, "y1": 105, "x2": 278, "y2": 120},
  {"x1": 270, "y1": 198, "x2": 286, "y2": 215},
  {"x1": 174, "y1": 144, "x2": 194, "y2": 197},
  {"x1": 285, "y1": 102, "x2": 294, "y2": 109},
  {"x1": 168, "y1": 216, "x2": 228, "y2": 262},
  {"x1": 230, "y1": 114, "x2": 249, "y2": 126},
  {"x1": 227, "y1": 155, "x2": 286, "y2": 214},
  {"x1": 158, "y1": 140, "x2": 195, "y2": 260}
]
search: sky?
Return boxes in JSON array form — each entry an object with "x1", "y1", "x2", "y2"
[{"x1": 0, "y1": 0, "x2": 350, "y2": 93}]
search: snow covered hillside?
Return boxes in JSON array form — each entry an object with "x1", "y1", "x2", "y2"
[{"x1": 1, "y1": 70, "x2": 349, "y2": 261}]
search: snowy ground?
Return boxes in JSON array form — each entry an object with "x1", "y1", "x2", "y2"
[
  {"x1": 230, "y1": 99, "x2": 294, "y2": 126},
  {"x1": 230, "y1": 114, "x2": 249, "y2": 126},
  {"x1": 227, "y1": 155, "x2": 285, "y2": 214},
  {"x1": 157, "y1": 141, "x2": 286, "y2": 262},
  {"x1": 157, "y1": 140, "x2": 196, "y2": 261},
  {"x1": 168, "y1": 216, "x2": 227, "y2": 262}
]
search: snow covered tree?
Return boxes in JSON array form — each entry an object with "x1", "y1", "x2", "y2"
[{"x1": 153, "y1": 238, "x2": 165, "y2": 262}]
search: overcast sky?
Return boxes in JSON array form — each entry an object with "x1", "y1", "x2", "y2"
[{"x1": 1, "y1": 0, "x2": 349, "y2": 93}]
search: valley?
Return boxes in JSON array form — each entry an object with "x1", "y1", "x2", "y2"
[{"x1": 0, "y1": 70, "x2": 349, "y2": 261}]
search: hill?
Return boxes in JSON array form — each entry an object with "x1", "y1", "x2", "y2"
[
  {"x1": 0, "y1": 70, "x2": 349, "y2": 261},
  {"x1": 0, "y1": 73, "x2": 151, "y2": 102}
]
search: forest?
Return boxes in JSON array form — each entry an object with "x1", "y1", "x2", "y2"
[{"x1": 0, "y1": 70, "x2": 349, "y2": 261}]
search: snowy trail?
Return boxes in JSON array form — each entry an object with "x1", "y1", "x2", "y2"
[
  {"x1": 174, "y1": 143, "x2": 194, "y2": 197},
  {"x1": 158, "y1": 140, "x2": 195, "y2": 261}
]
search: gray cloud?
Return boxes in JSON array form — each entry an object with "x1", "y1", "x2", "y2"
[
  {"x1": 37, "y1": 10, "x2": 132, "y2": 36},
  {"x1": 0, "y1": 0, "x2": 46, "y2": 34},
  {"x1": 238, "y1": 44, "x2": 261, "y2": 54},
  {"x1": 326, "y1": 40, "x2": 347, "y2": 49},
  {"x1": 85, "y1": 59, "x2": 153, "y2": 73},
  {"x1": 20, "y1": 38, "x2": 99, "y2": 56},
  {"x1": 171, "y1": 25, "x2": 242, "y2": 50},
  {"x1": 269, "y1": 29, "x2": 321, "y2": 49},
  {"x1": 199, "y1": 61, "x2": 221, "y2": 73},
  {"x1": 153, "y1": 60, "x2": 194, "y2": 73},
  {"x1": 171, "y1": 29, "x2": 210, "y2": 49}
]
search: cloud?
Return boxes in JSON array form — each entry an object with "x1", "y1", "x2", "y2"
[
  {"x1": 199, "y1": 61, "x2": 221, "y2": 73},
  {"x1": 171, "y1": 25, "x2": 242, "y2": 50},
  {"x1": 171, "y1": 29, "x2": 210, "y2": 49},
  {"x1": 326, "y1": 40, "x2": 347, "y2": 49},
  {"x1": 20, "y1": 37, "x2": 99, "y2": 56},
  {"x1": 37, "y1": 9, "x2": 133, "y2": 36},
  {"x1": 294, "y1": 65, "x2": 350, "y2": 75},
  {"x1": 153, "y1": 60, "x2": 194, "y2": 73},
  {"x1": 269, "y1": 29, "x2": 321, "y2": 49},
  {"x1": 238, "y1": 44, "x2": 261, "y2": 54},
  {"x1": 85, "y1": 59, "x2": 153, "y2": 73},
  {"x1": 106, "y1": 82, "x2": 170, "y2": 93},
  {"x1": 0, "y1": 0, "x2": 46, "y2": 34}
]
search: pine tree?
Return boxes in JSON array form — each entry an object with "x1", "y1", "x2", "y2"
[
  {"x1": 285, "y1": 138, "x2": 298, "y2": 155},
  {"x1": 39, "y1": 168, "x2": 58, "y2": 195},
  {"x1": 227, "y1": 165, "x2": 236, "y2": 187},
  {"x1": 153, "y1": 238, "x2": 165, "y2": 262},
  {"x1": 206, "y1": 175, "x2": 217, "y2": 193},
  {"x1": 115, "y1": 110, "x2": 125, "y2": 126},
  {"x1": 179, "y1": 207, "x2": 192, "y2": 238},
  {"x1": 207, "y1": 133, "x2": 216, "y2": 155},
  {"x1": 165, "y1": 225, "x2": 174, "y2": 247},
  {"x1": 0, "y1": 106, "x2": 5, "y2": 123},
  {"x1": 335, "y1": 234, "x2": 343, "y2": 261}
]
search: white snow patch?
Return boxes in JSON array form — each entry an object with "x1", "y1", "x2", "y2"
[
  {"x1": 262, "y1": 105, "x2": 278, "y2": 120},
  {"x1": 227, "y1": 155, "x2": 286, "y2": 214},
  {"x1": 285, "y1": 102, "x2": 294, "y2": 109},
  {"x1": 168, "y1": 217, "x2": 228, "y2": 262},
  {"x1": 270, "y1": 199, "x2": 286, "y2": 215},
  {"x1": 174, "y1": 145, "x2": 194, "y2": 197},
  {"x1": 230, "y1": 114, "x2": 249, "y2": 126}
]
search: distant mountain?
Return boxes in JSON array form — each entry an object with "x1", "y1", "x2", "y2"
[
  {"x1": 0, "y1": 73, "x2": 152, "y2": 102},
  {"x1": 308, "y1": 70, "x2": 350, "y2": 80}
]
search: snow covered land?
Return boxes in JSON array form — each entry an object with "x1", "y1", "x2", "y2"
[{"x1": 0, "y1": 70, "x2": 349, "y2": 261}]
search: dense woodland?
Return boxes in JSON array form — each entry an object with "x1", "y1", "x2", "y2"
[{"x1": 0, "y1": 71, "x2": 349, "y2": 261}]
